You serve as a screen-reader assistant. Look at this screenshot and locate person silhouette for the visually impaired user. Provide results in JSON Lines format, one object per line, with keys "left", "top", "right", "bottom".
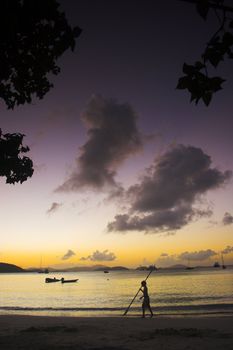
{"left": 140, "top": 280, "right": 153, "bottom": 318}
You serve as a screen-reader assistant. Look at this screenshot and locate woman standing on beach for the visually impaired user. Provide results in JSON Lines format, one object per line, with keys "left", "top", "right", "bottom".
{"left": 140, "top": 280, "right": 153, "bottom": 318}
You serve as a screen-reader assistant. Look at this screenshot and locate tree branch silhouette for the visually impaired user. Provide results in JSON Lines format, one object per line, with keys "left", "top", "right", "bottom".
{"left": 0, "top": 0, "right": 81, "bottom": 184}
{"left": 177, "top": 0, "right": 233, "bottom": 105}
{"left": 0, "top": 130, "right": 33, "bottom": 184}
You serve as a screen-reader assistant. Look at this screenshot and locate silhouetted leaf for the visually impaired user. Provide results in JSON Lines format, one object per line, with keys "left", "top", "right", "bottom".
{"left": 176, "top": 76, "right": 190, "bottom": 89}
{"left": 202, "top": 92, "right": 212, "bottom": 106}
{"left": 0, "top": 0, "right": 81, "bottom": 109}
{"left": 73, "top": 26, "right": 82, "bottom": 37}
{"left": 195, "top": 61, "right": 205, "bottom": 70}
{"left": 196, "top": 0, "right": 210, "bottom": 20}
{"left": 222, "top": 32, "right": 233, "bottom": 47}
{"left": 183, "top": 63, "right": 196, "bottom": 75}
{"left": 0, "top": 132, "right": 34, "bottom": 184}
{"left": 210, "top": 77, "right": 225, "bottom": 92}
{"left": 204, "top": 48, "right": 223, "bottom": 67}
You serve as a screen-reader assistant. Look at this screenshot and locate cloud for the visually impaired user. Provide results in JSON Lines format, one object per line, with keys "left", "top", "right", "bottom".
{"left": 108, "top": 144, "right": 231, "bottom": 233}
{"left": 56, "top": 95, "right": 143, "bottom": 192}
{"left": 222, "top": 245, "right": 233, "bottom": 254}
{"left": 155, "top": 254, "right": 179, "bottom": 267}
{"left": 178, "top": 249, "right": 217, "bottom": 261}
{"left": 62, "top": 249, "right": 76, "bottom": 260}
{"left": 47, "top": 202, "right": 63, "bottom": 215}
{"left": 155, "top": 249, "right": 218, "bottom": 267}
{"left": 222, "top": 212, "right": 233, "bottom": 225}
{"left": 80, "top": 249, "right": 116, "bottom": 262}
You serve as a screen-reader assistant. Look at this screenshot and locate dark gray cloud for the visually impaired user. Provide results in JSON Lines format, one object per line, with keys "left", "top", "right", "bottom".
{"left": 222, "top": 245, "right": 233, "bottom": 254}
{"left": 222, "top": 212, "right": 233, "bottom": 225}
{"left": 178, "top": 249, "right": 217, "bottom": 261}
{"left": 108, "top": 144, "right": 231, "bottom": 233}
{"left": 62, "top": 249, "right": 76, "bottom": 260}
{"left": 47, "top": 202, "right": 63, "bottom": 215}
{"left": 56, "top": 95, "right": 143, "bottom": 192}
{"left": 80, "top": 249, "right": 116, "bottom": 262}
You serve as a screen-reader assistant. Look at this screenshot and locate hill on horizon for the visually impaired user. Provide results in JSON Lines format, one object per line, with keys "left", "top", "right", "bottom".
{"left": 0, "top": 262, "right": 25, "bottom": 273}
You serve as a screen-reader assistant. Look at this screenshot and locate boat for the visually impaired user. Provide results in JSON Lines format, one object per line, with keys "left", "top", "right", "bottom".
{"left": 221, "top": 254, "right": 226, "bottom": 269}
{"left": 38, "top": 268, "right": 49, "bottom": 274}
{"left": 61, "top": 278, "right": 78, "bottom": 284}
{"left": 38, "top": 256, "right": 49, "bottom": 273}
{"left": 213, "top": 262, "right": 220, "bottom": 268}
{"left": 186, "top": 258, "right": 194, "bottom": 270}
{"left": 104, "top": 270, "right": 109, "bottom": 273}
{"left": 45, "top": 277, "right": 60, "bottom": 283}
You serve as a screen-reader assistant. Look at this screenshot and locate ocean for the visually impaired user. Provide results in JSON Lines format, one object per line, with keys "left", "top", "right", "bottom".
{"left": 0, "top": 267, "right": 232, "bottom": 317}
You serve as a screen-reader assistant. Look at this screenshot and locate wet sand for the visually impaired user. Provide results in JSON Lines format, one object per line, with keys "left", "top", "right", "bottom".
{"left": 0, "top": 314, "right": 232, "bottom": 349}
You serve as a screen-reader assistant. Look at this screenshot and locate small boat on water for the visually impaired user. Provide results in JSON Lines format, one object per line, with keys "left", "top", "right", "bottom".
{"left": 45, "top": 277, "right": 60, "bottom": 283}
{"left": 38, "top": 268, "right": 49, "bottom": 274}
{"left": 104, "top": 270, "right": 109, "bottom": 273}
{"left": 213, "top": 261, "right": 220, "bottom": 268}
{"left": 61, "top": 278, "right": 78, "bottom": 284}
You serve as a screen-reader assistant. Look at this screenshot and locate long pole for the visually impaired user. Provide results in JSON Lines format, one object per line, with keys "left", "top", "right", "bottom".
{"left": 123, "top": 268, "right": 154, "bottom": 316}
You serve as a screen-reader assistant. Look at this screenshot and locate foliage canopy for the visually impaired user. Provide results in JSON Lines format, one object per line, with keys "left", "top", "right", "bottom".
{"left": 177, "top": 0, "right": 233, "bottom": 105}
{"left": 0, "top": 0, "right": 81, "bottom": 184}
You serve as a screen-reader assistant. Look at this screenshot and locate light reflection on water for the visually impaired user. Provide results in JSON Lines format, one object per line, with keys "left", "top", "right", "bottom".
{"left": 0, "top": 268, "right": 232, "bottom": 316}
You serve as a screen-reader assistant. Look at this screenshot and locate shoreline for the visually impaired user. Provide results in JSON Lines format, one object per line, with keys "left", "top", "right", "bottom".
{"left": 0, "top": 314, "right": 232, "bottom": 349}
{"left": 1, "top": 310, "right": 233, "bottom": 317}
{"left": 1, "top": 311, "right": 233, "bottom": 316}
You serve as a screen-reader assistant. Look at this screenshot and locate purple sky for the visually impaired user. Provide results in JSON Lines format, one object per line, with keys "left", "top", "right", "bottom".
{"left": 0, "top": 0, "right": 232, "bottom": 268}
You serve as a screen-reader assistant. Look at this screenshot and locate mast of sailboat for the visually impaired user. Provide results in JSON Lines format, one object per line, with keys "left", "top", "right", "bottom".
{"left": 221, "top": 253, "right": 226, "bottom": 269}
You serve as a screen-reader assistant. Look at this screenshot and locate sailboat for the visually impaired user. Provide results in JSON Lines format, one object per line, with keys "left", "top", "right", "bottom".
{"left": 38, "top": 256, "right": 49, "bottom": 274}
{"left": 221, "top": 254, "right": 226, "bottom": 269}
{"left": 186, "top": 258, "right": 194, "bottom": 270}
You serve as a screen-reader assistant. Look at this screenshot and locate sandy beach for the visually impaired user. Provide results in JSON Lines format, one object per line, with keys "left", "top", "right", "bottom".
{"left": 0, "top": 314, "right": 232, "bottom": 350}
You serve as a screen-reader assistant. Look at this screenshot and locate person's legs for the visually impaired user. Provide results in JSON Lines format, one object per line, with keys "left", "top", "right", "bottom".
{"left": 142, "top": 304, "right": 145, "bottom": 318}
{"left": 148, "top": 304, "right": 153, "bottom": 317}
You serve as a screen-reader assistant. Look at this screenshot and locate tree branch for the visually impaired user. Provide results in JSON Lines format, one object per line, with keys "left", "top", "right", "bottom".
{"left": 179, "top": 0, "right": 233, "bottom": 14}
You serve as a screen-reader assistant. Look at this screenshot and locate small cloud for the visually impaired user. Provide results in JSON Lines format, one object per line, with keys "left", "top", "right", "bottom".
{"left": 142, "top": 257, "right": 152, "bottom": 266}
{"left": 222, "top": 212, "right": 233, "bottom": 225}
{"left": 62, "top": 249, "right": 76, "bottom": 261}
{"left": 156, "top": 248, "right": 218, "bottom": 267}
{"left": 47, "top": 202, "right": 63, "bottom": 215}
{"left": 56, "top": 95, "right": 143, "bottom": 193}
{"left": 155, "top": 254, "right": 179, "bottom": 267}
{"left": 160, "top": 253, "right": 168, "bottom": 257}
{"left": 80, "top": 249, "right": 116, "bottom": 262}
{"left": 222, "top": 245, "right": 233, "bottom": 255}
{"left": 178, "top": 249, "right": 217, "bottom": 261}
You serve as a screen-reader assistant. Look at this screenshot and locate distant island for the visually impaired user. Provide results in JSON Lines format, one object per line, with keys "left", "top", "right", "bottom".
{"left": 135, "top": 265, "right": 157, "bottom": 271}
{"left": 0, "top": 262, "right": 25, "bottom": 273}
{"left": 1, "top": 262, "right": 232, "bottom": 273}
{"left": 49, "top": 265, "right": 129, "bottom": 272}
{"left": 25, "top": 264, "right": 129, "bottom": 273}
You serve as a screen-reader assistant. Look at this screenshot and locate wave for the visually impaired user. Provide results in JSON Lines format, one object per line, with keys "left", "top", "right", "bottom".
{"left": 155, "top": 295, "right": 233, "bottom": 303}
{"left": 0, "top": 303, "right": 233, "bottom": 314}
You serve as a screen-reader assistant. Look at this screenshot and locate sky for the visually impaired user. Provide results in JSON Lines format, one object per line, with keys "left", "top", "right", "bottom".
{"left": 0, "top": 0, "right": 233, "bottom": 269}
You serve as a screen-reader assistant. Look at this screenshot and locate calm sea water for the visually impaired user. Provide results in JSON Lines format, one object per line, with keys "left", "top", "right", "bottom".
{"left": 0, "top": 268, "right": 232, "bottom": 317}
